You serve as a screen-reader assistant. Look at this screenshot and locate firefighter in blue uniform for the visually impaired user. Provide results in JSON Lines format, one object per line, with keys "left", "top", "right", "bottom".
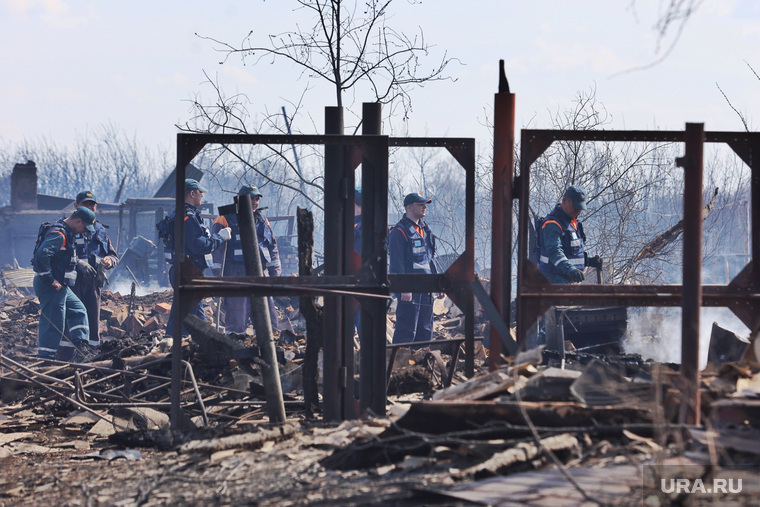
{"left": 59, "top": 191, "right": 118, "bottom": 357}
{"left": 32, "top": 207, "right": 97, "bottom": 359}
{"left": 537, "top": 185, "right": 601, "bottom": 284}
{"left": 158, "top": 179, "right": 231, "bottom": 333}
{"left": 211, "top": 184, "right": 281, "bottom": 333}
{"left": 388, "top": 192, "right": 438, "bottom": 344}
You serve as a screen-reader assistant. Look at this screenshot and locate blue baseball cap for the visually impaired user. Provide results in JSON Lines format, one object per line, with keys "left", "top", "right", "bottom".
{"left": 239, "top": 184, "right": 263, "bottom": 197}
{"left": 403, "top": 192, "right": 432, "bottom": 207}
{"left": 75, "top": 190, "right": 97, "bottom": 204}
{"left": 74, "top": 206, "right": 96, "bottom": 232}
{"left": 185, "top": 179, "right": 208, "bottom": 192}
{"left": 564, "top": 185, "right": 588, "bottom": 210}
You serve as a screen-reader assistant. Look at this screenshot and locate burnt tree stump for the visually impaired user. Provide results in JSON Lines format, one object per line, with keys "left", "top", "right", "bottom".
{"left": 298, "top": 207, "right": 324, "bottom": 418}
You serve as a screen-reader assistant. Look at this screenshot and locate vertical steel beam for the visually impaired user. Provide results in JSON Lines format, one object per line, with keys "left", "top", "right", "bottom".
{"left": 359, "top": 102, "right": 389, "bottom": 414}
{"left": 489, "top": 61, "right": 515, "bottom": 369}
{"left": 341, "top": 130, "right": 357, "bottom": 420}
{"left": 323, "top": 107, "right": 345, "bottom": 421}
{"left": 464, "top": 141, "right": 476, "bottom": 377}
{"left": 170, "top": 143, "right": 189, "bottom": 428}
{"left": 678, "top": 122, "right": 704, "bottom": 426}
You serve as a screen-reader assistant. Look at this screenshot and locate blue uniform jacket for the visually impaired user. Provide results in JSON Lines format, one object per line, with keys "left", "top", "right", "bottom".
{"left": 164, "top": 203, "right": 224, "bottom": 271}
{"left": 388, "top": 215, "right": 437, "bottom": 289}
{"left": 211, "top": 209, "right": 281, "bottom": 276}
{"left": 538, "top": 204, "right": 586, "bottom": 281}
{"left": 74, "top": 221, "right": 119, "bottom": 268}
{"left": 33, "top": 220, "right": 77, "bottom": 286}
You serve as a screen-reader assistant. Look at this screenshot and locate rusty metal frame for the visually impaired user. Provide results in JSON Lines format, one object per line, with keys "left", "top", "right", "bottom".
{"left": 172, "top": 131, "right": 476, "bottom": 426}
{"left": 515, "top": 127, "right": 760, "bottom": 425}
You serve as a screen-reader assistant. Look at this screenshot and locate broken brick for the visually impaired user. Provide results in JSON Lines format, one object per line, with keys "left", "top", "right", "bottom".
{"left": 142, "top": 316, "right": 161, "bottom": 332}
{"left": 123, "top": 315, "right": 145, "bottom": 335}
{"left": 107, "top": 326, "right": 126, "bottom": 339}
{"left": 154, "top": 302, "right": 172, "bottom": 314}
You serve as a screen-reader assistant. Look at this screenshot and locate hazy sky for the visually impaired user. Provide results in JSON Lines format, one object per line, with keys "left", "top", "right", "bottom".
{"left": 2, "top": 0, "right": 760, "bottom": 154}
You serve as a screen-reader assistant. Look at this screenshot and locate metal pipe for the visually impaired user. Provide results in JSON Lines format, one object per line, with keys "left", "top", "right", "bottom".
{"left": 237, "top": 193, "right": 286, "bottom": 424}
{"left": 181, "top": 360, "right": 209, "bottom": 427}
{"left": 0, "top": 354, "right": 74, "bottom": 389}
{"left": 1, "top": 361, "right": 111, "bottom": 424}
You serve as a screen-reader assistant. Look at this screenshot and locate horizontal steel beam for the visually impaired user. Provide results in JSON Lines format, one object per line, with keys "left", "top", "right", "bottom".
{"left": 521, "top": 129, "right": 758, "bottom": 144}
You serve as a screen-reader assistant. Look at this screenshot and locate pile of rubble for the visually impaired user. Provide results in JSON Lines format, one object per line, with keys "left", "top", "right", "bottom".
{"left": 0, "top": 272, "right": 489, "bottom": 427}
{"left": 3, "top": 272, "right": 760, "bottom": 504}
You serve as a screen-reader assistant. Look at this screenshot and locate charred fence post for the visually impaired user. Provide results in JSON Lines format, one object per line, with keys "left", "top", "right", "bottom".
{"left": 237, "top": 194, "right": 286, "bottom": 424}
{"left": 297, "top": 207, "right": 324, "bottom": 418}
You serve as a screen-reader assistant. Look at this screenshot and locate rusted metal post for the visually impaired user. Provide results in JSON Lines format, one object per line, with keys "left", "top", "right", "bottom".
{"left": 237, "top": 194, "right": 286, "bottom": 423}
{"left": 359, "top": 102, "right": 389, "bottom": 415}
{"left": 489, "top": 60, "right": 516, "bottom": 370}
{"left": 677, "top": 122, "right": 704, "bottom": 426}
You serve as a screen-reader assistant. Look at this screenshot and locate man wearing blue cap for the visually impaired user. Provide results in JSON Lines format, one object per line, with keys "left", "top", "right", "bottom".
{"left": 537, "top": 185, "right": 602, "bottom": 284}
{"left": 32, "top": 206, "right": 97, "bottom": 359}
{"left": 58, "top": 191, "right": 119, "bottom": 357}
{"left": 211, "top": 184, "right": 281, "bottom": 333}
{"left": 157, "top": 179, "right": 231, "bottom": 333}
{"left": 388, "top": 192, "right": 438, "bottom": 344}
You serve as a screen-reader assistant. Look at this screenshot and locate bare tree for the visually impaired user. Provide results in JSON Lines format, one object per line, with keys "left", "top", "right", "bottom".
{"left": 716, "top": 60, "right": 759, "bottom": 132}
{"left": 0, "top": 125, "right": 170, "bottom": 207}
{"left": 616, "top": 0, "right": 702, "bottom": 74}
{"left": 190, "top": 0, "right": 456, "bottom": 130}
{"left": 178, "top": 0, "right": 457, "bottom": 256}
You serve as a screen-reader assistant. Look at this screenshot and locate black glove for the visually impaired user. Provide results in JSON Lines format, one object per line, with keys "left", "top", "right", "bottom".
{"left": 567, "top": 269, "right": 585, "bottom": 283}
{"left": 95, "top": 263, "right": 109, "bottom": 288}
{"left": 586, "top": 254, "right": 603, "bottom": 269}
{"left": 76, "top": 259, "right": 97, "bottom": 279}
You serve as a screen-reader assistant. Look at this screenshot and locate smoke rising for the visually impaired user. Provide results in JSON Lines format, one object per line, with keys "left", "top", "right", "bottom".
{"left": 623, "top": 307, "right": 750, "bottom": 369}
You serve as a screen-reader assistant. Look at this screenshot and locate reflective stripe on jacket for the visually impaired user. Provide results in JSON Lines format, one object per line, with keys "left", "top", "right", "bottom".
{"left": 74, "top": 221, "right": 118, "bottom": 267}
{"left": 388, "top": 216, "right": 437, "bottom": 276}
{"left": 537, "top": 204, "right": 586, "bottom": 279}
{"left": 163, "top": 203, "right": 221, "bottom": 271}
{"left": 212, "top": 209, "right": 281, "bottom": 276}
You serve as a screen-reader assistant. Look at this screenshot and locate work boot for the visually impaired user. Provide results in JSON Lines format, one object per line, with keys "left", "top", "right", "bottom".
{"left": 71, "top": 342, "right": 98, "bottom": 363}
